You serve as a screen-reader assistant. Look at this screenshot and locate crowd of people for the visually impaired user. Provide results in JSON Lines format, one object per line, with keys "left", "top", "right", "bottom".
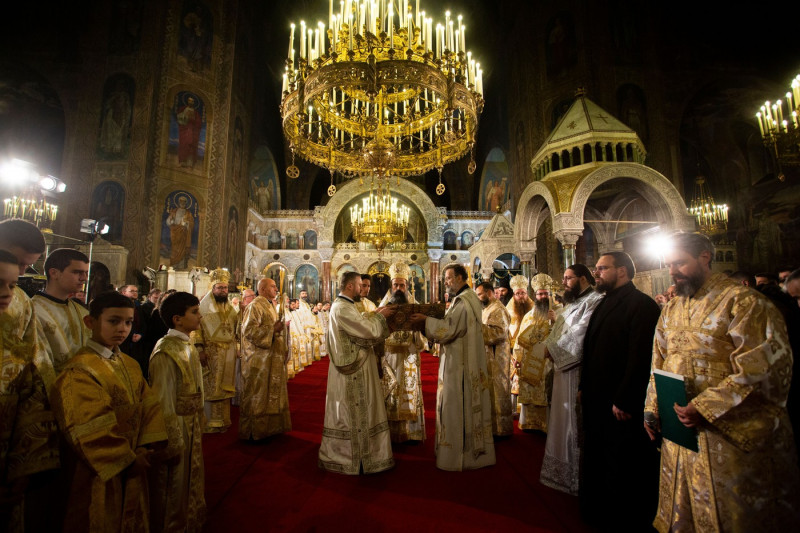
{"left": 2, "top": 214, "right": 799, "bottom": 532}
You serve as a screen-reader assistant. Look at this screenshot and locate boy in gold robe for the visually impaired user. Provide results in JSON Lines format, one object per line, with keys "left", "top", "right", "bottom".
{"left": 51, "top": 291, "right": 167, "bottom": 533}
{"left": 148, "top": 291, "right": 206, "bottom": 532}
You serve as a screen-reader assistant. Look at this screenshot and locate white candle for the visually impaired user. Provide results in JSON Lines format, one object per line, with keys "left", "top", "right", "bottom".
{"left": 793, "top": 80, "right": 800, "bottom": 109}
{"left": 333, "top": 16, "right": 339, "bottom": 49}
{"left": 461, "top": 25, "right": 466, "bottom": 53}
{"left": 448, "top": 20, "right": 453, "bottom": 51}
{"left": 458, "top": 15, "right": 463, "bottom": 51}
{"left": 416, "top": 0, "right": 420, "bottom": 27}
{"left": 300, "top": 21, "right": 306, "bottom": 59}
{"left": 309, "top": 29, "right": 314, "bottom": 60}
{"left": 360, "top": 1, "right": 366, "bottom": 32}
{"left": 756, "top": 112, "right": 764, "bottom": 137}
{"left": 289, "top": 23, "right": 295, "bottom": 59}
{"left": 282, "top": 73, "right": 288, "bottom": 93}
{"left": 793, "top": 111, "right": 799, "bottom": 129}
{"left": 427, "top": 18, "right": 432, "bottom": 53}
{"left": 319, "top": 23, "right": 326, "bottom": 56}
{"left": 349, "top": 14, "right": 354, "bottom": 50}
{"left": 407, "top": 5, "right": 412, "bottom": 47}
{"left": 330, "top": 0, "right": 334, "bottom": 28}
{"left": 386, "top": 0, "right": 394, "bottom": 43}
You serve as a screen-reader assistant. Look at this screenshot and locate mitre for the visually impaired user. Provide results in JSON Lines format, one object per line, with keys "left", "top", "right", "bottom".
{"left": 530, "top": 273, "right": 554, "bottom": 293}
{"left": 210, "top": 267, "right": 231, "bottom": 285}
{"left": 509, "top": 274, "right": 528, "bottom": 291}
{"left": 389, "top": 261, "right": 411, "bottom": 281}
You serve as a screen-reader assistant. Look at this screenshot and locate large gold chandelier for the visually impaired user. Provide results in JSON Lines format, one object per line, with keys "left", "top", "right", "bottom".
{"left": 688, "top": 176, "right": 728, "bottom": 236}
{"left": 350, "top": 179, "right": 410, "bottom": 251}
{"left": 281, "top": 0, "right": 484, "bottom": 196}
{"left": 756, "top": 74, "right": 800, "bottom": 181}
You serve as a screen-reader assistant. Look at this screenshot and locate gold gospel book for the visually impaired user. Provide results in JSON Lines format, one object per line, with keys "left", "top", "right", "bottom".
{"left": 387, "top": 303, "right": 446, "bottom": 331}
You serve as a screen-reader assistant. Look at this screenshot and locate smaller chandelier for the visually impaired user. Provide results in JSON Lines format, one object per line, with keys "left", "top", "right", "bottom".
{"left": 688, "top": 176, "right": 728, "bottom": 236}
{"left": 3, "top": 194, "right": 59, "bottom": 232}
{"left": 755, "top": 74, "right": 800, "bottom": 180}
{"left": 350, "top": 178, "right": 410, "bottom": 252}
{"left": 0, "top": 159, "right": 65, "bottom": 233}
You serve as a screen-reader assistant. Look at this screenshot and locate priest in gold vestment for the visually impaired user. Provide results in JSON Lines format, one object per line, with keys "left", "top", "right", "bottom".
{"left": 514, "top": 275, "right": 554, "bottom": 432}
{"left": 475, "top": 281, "right": 513, "bottom": 437}
{"left": 51, "top": 292, "right": 167, "bottom": 533}
{"left": 378, "top": 262, "right": 427, "bottom": 443}
{"left": 0, "top": 250, "right": 59, "bottom": 533}
{"left": 319, "top": 272, "right": 395, "bottom": 474}
{"left": 148, "top": 291, "right": 206, "bottom": 533}
{"left": 412, "top": 264, "right": 495, "bottom": 471}
{"left": 239, "top": 278, "right": 291, "bottom": 440}
{"left": 506, "top": 275, "right": 533, "bottom": 413}
{"left": 645, "top": 233, "right": 800, "bottom": 532}
{"left": 195, "top": 269, "right": 238, "bottom": 433}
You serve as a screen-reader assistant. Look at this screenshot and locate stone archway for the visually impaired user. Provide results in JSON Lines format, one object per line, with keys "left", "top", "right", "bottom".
{"left": 570, "top": 163, "right": 693, "bottom": 232}
{"left": 317, "top": 179, "right": 442, "bottom": 246}
{"left": 514, "top": 181, "right": 558, "bottom": 244}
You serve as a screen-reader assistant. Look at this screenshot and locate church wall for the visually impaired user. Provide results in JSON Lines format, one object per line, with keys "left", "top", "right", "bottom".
{"left": 4, "top": 1, "right": 799, "bottom": 285}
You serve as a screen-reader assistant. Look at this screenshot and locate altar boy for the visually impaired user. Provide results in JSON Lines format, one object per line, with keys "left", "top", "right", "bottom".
{"left": 51, "top": 291, "right": 167, "bottom": 532}
{"left": 148, "top": 291, "right": 206, "bottom": 532}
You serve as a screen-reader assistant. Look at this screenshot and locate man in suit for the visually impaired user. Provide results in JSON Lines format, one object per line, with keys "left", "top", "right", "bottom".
{"left": 579, "top": 251, "right": 661, "bottom": 531}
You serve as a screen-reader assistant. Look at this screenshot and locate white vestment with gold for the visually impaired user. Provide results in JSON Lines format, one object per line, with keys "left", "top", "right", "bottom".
{"left": 319, "top": 295, "right": 393, "bottom": 474}
{"left": 425, "top": 288, "right": 495, "bottom": 471}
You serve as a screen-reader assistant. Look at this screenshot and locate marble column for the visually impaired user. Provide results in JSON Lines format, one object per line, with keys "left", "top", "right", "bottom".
{"left": 287, "top": 274, "right": 295, "bottom": 298}
{"left": 321, "top": 260, "right": 331, "bottom": 302}
{"left": 556, "top": 232, "right": 581, "bottom": 271}
{"left": 428, "top": 250, "right": 443, "bottom": 302}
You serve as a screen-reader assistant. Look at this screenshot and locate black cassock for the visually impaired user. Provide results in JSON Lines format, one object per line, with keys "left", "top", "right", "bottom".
{"left": 579, "top": 281, "right": 661, "bottom": 530}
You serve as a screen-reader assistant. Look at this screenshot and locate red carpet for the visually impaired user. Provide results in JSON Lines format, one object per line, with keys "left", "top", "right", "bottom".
{"left": 202, "top": 354, "right": 593, "bottom": 532}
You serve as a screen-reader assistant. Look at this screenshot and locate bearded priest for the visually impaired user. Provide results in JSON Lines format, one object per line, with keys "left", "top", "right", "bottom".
{"left": 506, "top": 274, "right": 533, "bottom": 414}
{"left": 475, "top": 280, "right": 513, "bottom": 437}
{"left": 195, "top": 268, "right": 238, "bottom": 433}
{"left": 514, "top": 274, "right": 555, "bottom": 433}
{"left": 378, "top": 262, "right": 427, "bottom": 443}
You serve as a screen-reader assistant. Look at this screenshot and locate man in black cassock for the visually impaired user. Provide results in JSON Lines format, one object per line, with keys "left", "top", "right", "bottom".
{"left": 579, "top": 251, "right": 661, "bottom": 531}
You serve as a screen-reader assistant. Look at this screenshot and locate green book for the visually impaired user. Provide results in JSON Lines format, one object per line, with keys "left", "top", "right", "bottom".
{"left": 653, "top": 369, "right": 699, "bottom": 452}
